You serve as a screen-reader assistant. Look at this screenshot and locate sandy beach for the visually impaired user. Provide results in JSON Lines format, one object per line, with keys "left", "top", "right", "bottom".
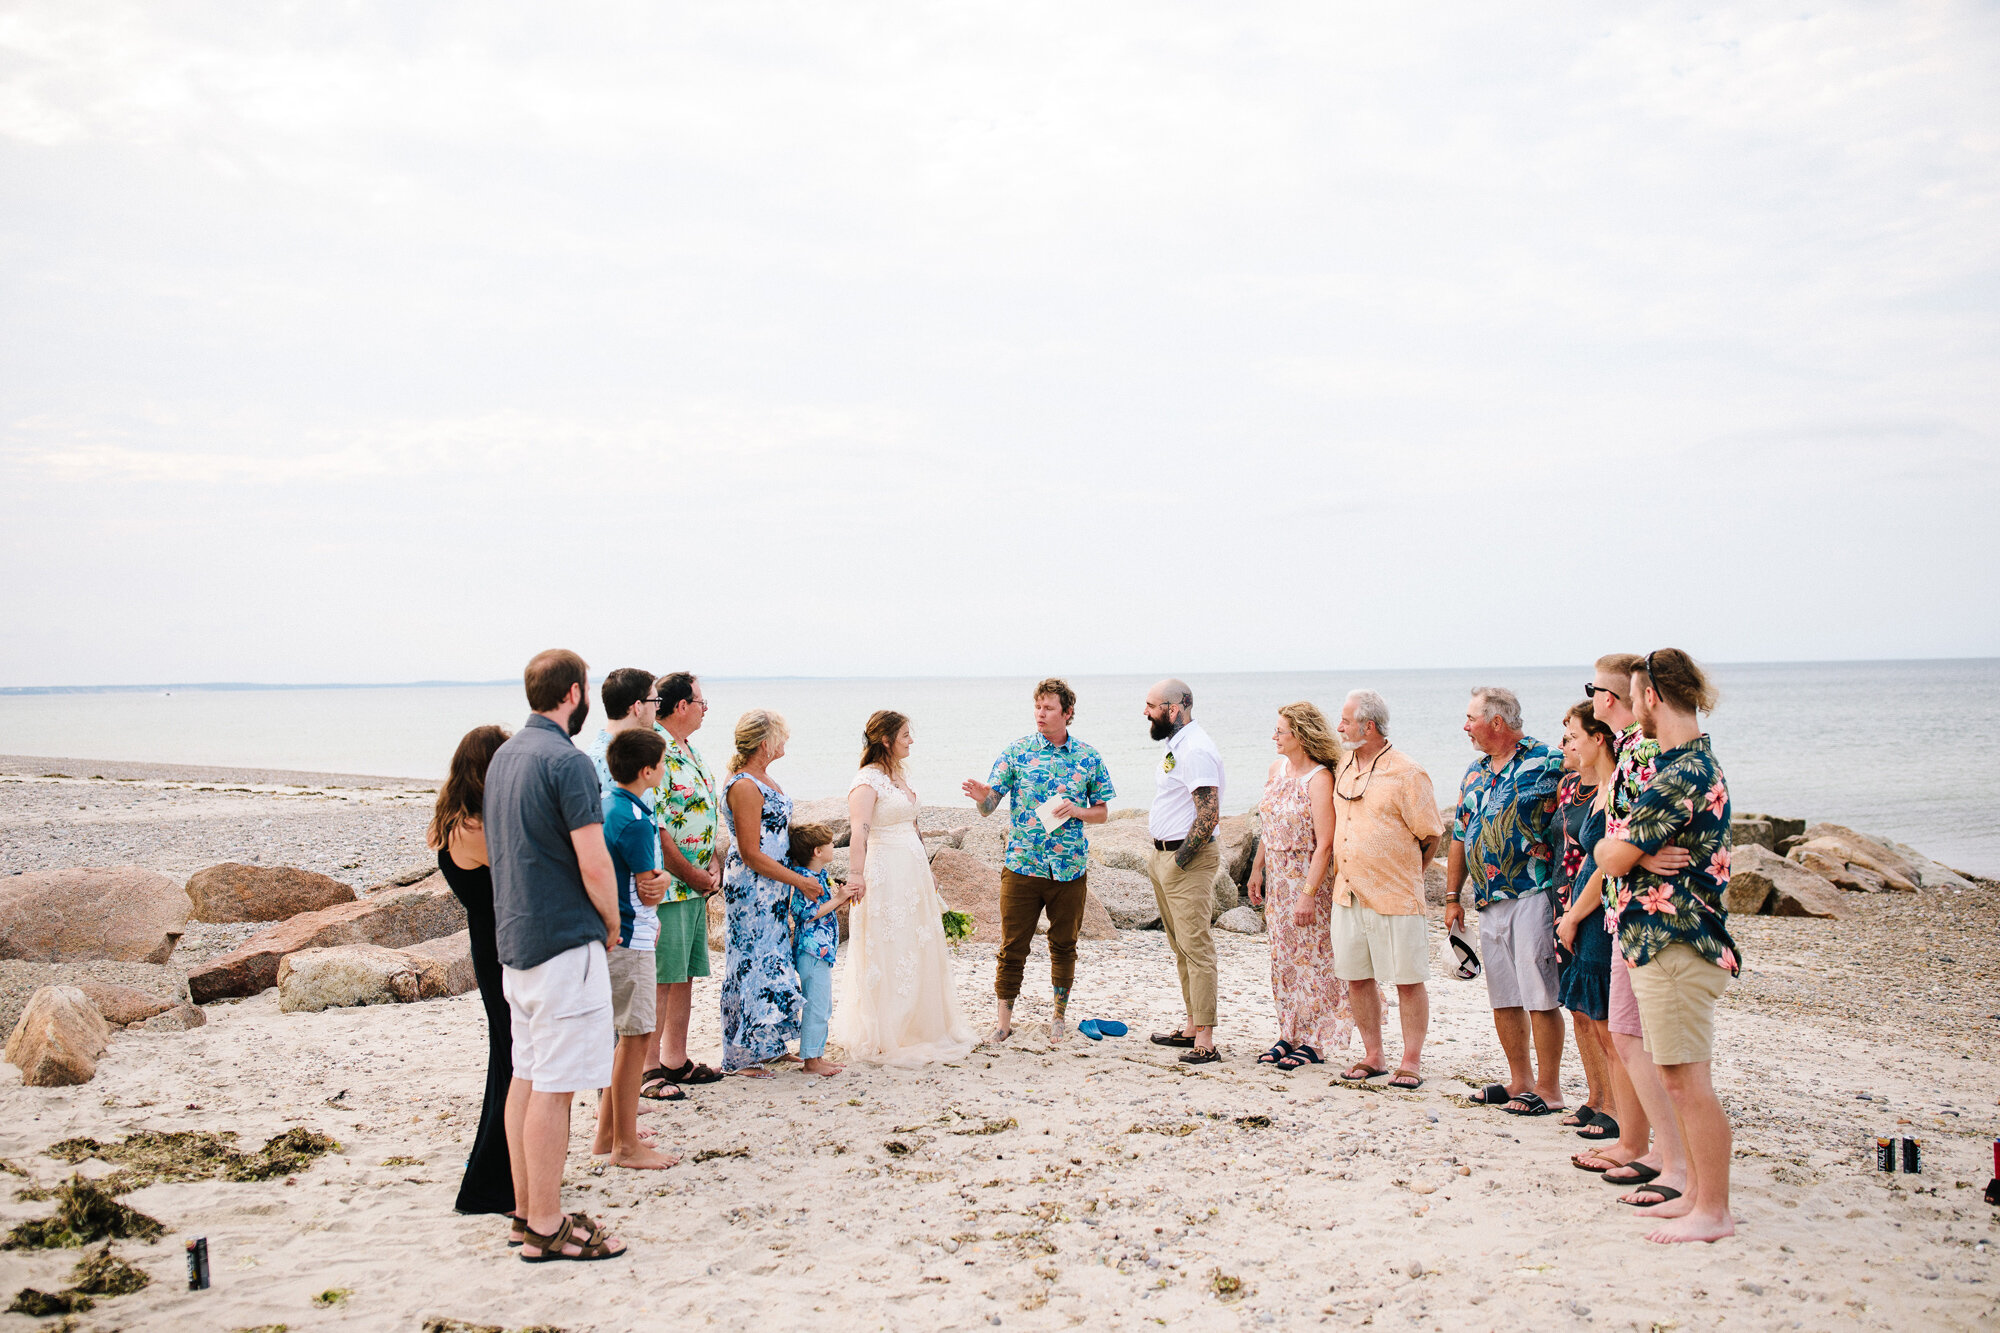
{"left": 2, "top": 756, "right": 1997, "bottom": 1331}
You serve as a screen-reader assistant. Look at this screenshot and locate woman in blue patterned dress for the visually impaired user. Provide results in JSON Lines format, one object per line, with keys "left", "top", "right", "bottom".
{"left": 718, "top": 709, "right": 816, "bottom": 1076}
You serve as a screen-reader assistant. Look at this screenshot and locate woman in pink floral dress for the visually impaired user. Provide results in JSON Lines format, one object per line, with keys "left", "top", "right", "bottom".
{"left": 1245, "top": 701, "right": 1352, "bottom": 1071}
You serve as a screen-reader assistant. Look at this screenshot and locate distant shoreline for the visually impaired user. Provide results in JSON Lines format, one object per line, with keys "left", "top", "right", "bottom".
{"left": 5, "top": 655, "right": 1997, "bottom": 695}
{"left": 0, "top": 754, "right": 435, "bottom": 790}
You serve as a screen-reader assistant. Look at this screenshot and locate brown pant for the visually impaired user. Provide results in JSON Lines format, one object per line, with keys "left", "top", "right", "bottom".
{"left": 995, "top": 869, "right": 1089, "bottom": 1002}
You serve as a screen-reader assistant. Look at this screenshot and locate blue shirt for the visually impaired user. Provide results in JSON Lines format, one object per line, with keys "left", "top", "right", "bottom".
{"left": 789, "top": 864, "right": 839, "bottom": 968}
{"left": 986, "top": 732, "right": 1117, "bottom": 881}
{"left": 602, "top": 786, "right": 661, "bottom": 950}
{"left": 1453, "top": 737, "right": 1563, "bottom": 908}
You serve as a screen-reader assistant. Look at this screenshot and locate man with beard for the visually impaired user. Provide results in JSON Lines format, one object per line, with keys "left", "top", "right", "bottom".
{"left": 1593, "top": 649, "right": 1739, "bottom": 1244}
{"left": 1143, "top": 678, "right": 1227, "bottom": 1064}
{"left": 483, "top": 649, "right": 626, "bottom": 1262}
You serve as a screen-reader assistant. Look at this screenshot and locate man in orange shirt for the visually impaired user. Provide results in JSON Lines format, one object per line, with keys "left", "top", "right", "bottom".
{"left": 1329, "top": 689, "right": 1445, "bottom": 1089}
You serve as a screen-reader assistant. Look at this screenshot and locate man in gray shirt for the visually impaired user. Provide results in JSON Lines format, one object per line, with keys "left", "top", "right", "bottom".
{"left": 482, "top": 648, "right": 625, "bottom": 1262}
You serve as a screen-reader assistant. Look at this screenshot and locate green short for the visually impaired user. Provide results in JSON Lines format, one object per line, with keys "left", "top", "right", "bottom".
{"left": 654, "top": 896, "right": 712, "bottom": 984}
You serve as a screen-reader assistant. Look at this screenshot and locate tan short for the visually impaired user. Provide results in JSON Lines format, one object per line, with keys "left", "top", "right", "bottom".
{"left": 1331, "top": 898, "right": 1429, "bottom": 985}
{"left": 606, "top": 945, "right": 658, "bottom": 1038}
{"left": 1627, "top": 942, "right": 1730, "bottom": 1065}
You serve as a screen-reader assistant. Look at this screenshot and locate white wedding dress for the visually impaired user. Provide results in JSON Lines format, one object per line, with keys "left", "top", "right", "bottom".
{"left": 830, "top": 767, "right": 976, "bottom": 1066}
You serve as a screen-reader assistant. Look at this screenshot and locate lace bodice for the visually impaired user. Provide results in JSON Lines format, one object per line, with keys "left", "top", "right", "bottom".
{"left": 851, "top": 767, "right": 919, "bottom": 831}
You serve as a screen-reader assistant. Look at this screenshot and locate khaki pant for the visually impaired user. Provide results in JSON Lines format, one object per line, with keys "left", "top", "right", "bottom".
{"left": 995, "top": 870, "right": 1089, "bottom": 1003}
{"left": 1148, "top": 843, "right": 1221, "bottom": 1028}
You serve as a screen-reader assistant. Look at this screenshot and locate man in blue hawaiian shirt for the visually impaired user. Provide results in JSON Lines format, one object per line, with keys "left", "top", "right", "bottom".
{"left": 962, "top": 677, "right": 1116, "bottom": 1045}
{"left": 1594, "top": 648, "right": 1739, "bottom": 1246}
{"left": 1445, "top": 687, "right": 1566, "bottom": 1117}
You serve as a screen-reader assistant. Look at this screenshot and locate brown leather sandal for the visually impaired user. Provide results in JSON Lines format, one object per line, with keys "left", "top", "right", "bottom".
{"left": 519, "top": 1212, "right": 627, "bottom": 1263}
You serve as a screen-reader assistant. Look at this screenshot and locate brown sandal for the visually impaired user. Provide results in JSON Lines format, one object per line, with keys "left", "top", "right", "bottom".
{"left": 519, "top": 1212, "right": 627, "bottom": 1263}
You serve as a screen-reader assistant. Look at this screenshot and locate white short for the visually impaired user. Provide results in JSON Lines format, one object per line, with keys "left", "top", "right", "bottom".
{"left": 1478, "top": 892, "right": 1560, "bottom": 1012}
{"left": 502, "top": 942, "right": 614, "bottom": 1093}
{"left": 1331, "top": 899, "right": 1430, "bottom": 985}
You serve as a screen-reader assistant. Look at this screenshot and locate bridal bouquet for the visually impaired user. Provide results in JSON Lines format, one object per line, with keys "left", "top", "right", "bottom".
{"left": 940, "top": 910, "right": 974, "bottom": 947}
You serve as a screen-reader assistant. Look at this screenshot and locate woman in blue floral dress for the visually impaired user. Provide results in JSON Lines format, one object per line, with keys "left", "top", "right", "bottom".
{"left": 718, "top": 710, "right": 817, "bottom": 1075}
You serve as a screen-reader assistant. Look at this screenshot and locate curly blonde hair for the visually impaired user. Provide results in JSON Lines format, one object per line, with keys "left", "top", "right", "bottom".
{"left": 1277, "top": 701, "right": 1345, "bottom": 774}
{"left": 729, "top": 709, "right": 789, "bottom": 773}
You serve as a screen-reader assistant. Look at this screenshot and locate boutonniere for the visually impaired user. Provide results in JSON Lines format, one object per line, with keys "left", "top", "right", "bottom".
{"left": 1162, "top": 752, "right": 1177, "bottom": 773}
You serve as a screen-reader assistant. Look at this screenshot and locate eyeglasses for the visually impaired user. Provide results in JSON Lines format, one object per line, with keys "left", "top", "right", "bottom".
{"left": 639, "top": 697, "right": 663, "bottom": 707}
{"left": 1335, "top": 744, "right": 1391, "bottom": 802}
{"left": 1583, "top": 683, "right": 1621, "bottom": 701}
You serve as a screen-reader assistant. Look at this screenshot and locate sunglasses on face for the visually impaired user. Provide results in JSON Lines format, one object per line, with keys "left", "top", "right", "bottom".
{"left": 1584, "top": 683, "right": 1621, "bottom": 701}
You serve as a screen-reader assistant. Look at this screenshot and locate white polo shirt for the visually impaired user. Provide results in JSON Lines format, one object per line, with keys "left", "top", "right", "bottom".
{"left": 1149, "top": 720, "right": 1225, "bottom": 841}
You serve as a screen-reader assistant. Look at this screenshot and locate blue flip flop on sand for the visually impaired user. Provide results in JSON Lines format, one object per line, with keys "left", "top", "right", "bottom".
{"left": 1077, "top": 1019, "right": 1129, "bottom": 1041}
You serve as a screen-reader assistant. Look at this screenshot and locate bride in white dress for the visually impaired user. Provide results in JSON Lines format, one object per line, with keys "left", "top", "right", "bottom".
{"left": 830, "top": 710, "right": 976, "bottom": 1066}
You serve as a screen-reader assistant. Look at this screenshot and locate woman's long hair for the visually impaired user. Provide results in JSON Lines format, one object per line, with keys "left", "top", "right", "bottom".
{"left": 859, "top": 709, "right": 909, "bottom": 780}
{"left": 1277, "top": 702, "right": 1344, "bottom": 775}
{"left": 729, "top": 709, "right": 789, "bottom": 774}
{"left": 428, "top": 724, "right": 510, "bottom": 850}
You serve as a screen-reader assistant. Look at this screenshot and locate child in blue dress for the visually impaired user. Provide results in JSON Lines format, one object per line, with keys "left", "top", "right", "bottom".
{"left": 787, "top": 822, "right": 850, "bottom": 1078}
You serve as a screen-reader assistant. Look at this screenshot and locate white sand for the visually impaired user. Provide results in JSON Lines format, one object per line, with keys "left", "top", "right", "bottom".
{"left": 2, "top": 918, "right": 1996, "bottom": 1331}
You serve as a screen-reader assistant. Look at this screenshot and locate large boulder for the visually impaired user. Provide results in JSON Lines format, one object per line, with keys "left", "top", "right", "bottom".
{"left": 185, "top": 863, "right": 357, "bottom": 923}
{"left": 1725, "top": 845, "right": 1848, "bottom": 918}
{"left": 1422, "top": 862, "right": 1452, "bottom": 908}
{"left": 791, "top": 797, "right": 853, "bottom": 847}
{"left": 188, "top": 884, "right": 467, "bottom": 1002}
{"left": 277, "top": 944, "right": 422, "bottom": 1013}
{"left": 75, "top": 980, "right": 179, "bottom": 1027}
{"left": 929, "top": 848, "right": 1004, "bottom": 945}
{"left": 1216, "top": 815, "right": 1261, "bottom": 885}
{"left": 1086, "top": 819, "right": 1155, "bottom": 873}
{"left": 402, "top": 932, "right": 478, "bottom": 998}
{"left": 1882, "top": 840, "right": 1976, "bottom": 893}
{"left": 1210, "top": 867, "right": 1240, "bottom": 920}
{"left": 1216, "top": 906, "right": 1265, "bottom": 935}
{"left": 1090, "top": 866, "right": 1160, "bottom": 929}
{"left": 1788, "top": 825, "right": 1918, "bottom": 892}
{"left": 0, "top": 868, "right": 190, "bottom": 964}
{"left": 5, "top": 985, "right": 110, "bottom": 1086}
{"left": 957, "top": 815, "right": 1009, "bottom": 870}
{"left": 1729, "top": 818, "right": 1775, "bottom": 852}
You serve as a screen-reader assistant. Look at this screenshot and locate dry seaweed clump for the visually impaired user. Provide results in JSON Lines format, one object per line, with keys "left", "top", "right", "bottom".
{"left": 46, "top": 1127, "right": 340, "bottom": 1192}
{"left": 422, "top": 1321, "right": 570, "bottom": 1333}
{"left": 6, "top": 1242, "right": 153, "bottom": 1314}
{"left": 2, "top": 1177, "right": 166, "bottom": 1250}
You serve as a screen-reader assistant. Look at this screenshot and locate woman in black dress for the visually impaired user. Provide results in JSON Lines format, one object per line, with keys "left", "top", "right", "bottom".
{"left": 428, "top": 724, "right": 514, "bottom": 1219}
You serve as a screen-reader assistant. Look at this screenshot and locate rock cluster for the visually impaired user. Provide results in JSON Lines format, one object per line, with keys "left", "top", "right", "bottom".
{"left": 188, "top": 879, "right": 466, "bottom": 1002}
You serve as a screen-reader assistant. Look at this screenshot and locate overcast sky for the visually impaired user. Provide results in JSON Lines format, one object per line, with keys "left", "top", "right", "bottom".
{"left": 2, "top": 3, "right": 1995, "bottom": 687}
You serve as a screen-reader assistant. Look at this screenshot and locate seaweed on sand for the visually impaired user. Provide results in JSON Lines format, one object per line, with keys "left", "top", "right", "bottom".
{"left": 6, "top": 1240, "right": 155, "bottom": 1314}
{"left": 46, "top": 1127, "right": 340, "bottom": 1192}
{"left": 1, "top": 1177, "right": 165, "bottom": 1250}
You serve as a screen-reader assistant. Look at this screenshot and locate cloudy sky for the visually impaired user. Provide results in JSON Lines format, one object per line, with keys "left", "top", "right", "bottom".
{"left": 2, "top": 3, "right": 1995, "bottom": 686}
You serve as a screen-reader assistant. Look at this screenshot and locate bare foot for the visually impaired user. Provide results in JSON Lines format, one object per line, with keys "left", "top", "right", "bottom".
{"left": 735, "top": 1065, "right": 776, "bottom": 1079}
{"left": 611, "top": 1144, "right": 678, "bottom": 1171}
{"left": 774, "top": 1052, "right": 803, "bottom": 1064}
{"left": 802, "top": 1056, "right": 844, "bottom": 1077}
{"left": 986, "top": 1026, "right": 1012, "bottom": 1045}
{"left": 1051, "top": 1014, "right": 1070, "bottom": 1044}
{"left": 1646, "top": 1212, "right": 1735, "bottom": 1244}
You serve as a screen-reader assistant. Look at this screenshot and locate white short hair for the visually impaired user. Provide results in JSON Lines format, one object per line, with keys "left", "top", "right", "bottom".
{"left": 1471, "top": 687, "right": 1523, "bottom": 731}
{"left": 1345, "top": 689, "right": 1390, "bottom": 738}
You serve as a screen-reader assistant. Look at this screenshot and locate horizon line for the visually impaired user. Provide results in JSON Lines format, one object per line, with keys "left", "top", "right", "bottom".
{"left": 4, "top": 653, "right": 1996, "bottom": 696}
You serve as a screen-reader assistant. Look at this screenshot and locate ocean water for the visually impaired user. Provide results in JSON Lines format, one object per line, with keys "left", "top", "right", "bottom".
{"left": 3, "top": 660, "right": 1996, "bottom": 875}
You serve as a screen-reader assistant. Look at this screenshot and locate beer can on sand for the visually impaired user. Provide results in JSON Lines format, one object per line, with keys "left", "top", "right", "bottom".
{"left": 1875, "top": 1136, "right": 1895, "bottom": 1172}
{"left": 185, "top": 1236, "right": 210, "bottom": 1291}
{"left": 1900, "top": 1136, "right": 1921, "bottom": 1174}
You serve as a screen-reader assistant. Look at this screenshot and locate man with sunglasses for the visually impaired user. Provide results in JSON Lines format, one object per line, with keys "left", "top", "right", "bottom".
{"left": 1592, "top": 649, "right": 1738, "bottom": 1244}
{"left": 1328, "top": 689, "right": 1444, "bottom": 1089}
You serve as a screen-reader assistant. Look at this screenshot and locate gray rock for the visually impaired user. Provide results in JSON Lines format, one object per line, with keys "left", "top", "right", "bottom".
{"left": 791, "top": 797, "right": 852, "bottom": 847}
{"left": 1089, "top": 866, "right": 1160, "bottom": 930}
{"left": 134, "top": 1003, "right": 206, "bottom": 1032}
{"left": 402, "top": 931, "right": 477, "bottom": 998}
{"left": 0, "top": 867, "right": 190, "bottom": 964}
{"left": 1216, "top": 906, "right": 1265, "bottom": 935}
{"left": 1729, "top": 818, "right": 1775, "bottom": 852}
{"left": 1729, "top": 845, "right": 1847, "bottom": 918}
{"left": 276, "top": 943, "right": 422, "bottom": 1013}
{"left": 1211, "top": 867, "right": 1240, "bottom": 921}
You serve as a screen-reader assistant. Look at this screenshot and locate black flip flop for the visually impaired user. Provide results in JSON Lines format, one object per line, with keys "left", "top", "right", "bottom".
{"left": 1468, "top": 1083, "right": 1512, "bottom": 1105}
{"left": 1622, "top": 1184, "right": 1683, "bottom": 1208}
{"left": 1503, "top": 1092, "right": 1560, "bottom": 1117}
{"left": 1151, "top": 1031, "right": 1196, "bottom": 1048}
{"left": 1576, "top": 1114, "right": 1620, "bottom": 1141}
{"left": 1602, "top": 1161, "right": 1661, "bottom": 1186}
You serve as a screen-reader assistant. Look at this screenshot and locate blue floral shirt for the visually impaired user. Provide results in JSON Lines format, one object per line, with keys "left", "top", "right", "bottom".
{"left": 1453, "top": 737, "right": 1563, "bottom": 908}
{"left": 1612, "top": 735, "right": 1740, "bottom": 976}
{"left": 788, "top": 864, "right": 839, "bottom": 968}
{"left": 986, "top": 733, "right": 1116, "bottom": 881}
{"left": 1603, "top": 724, "right": 1663, "bottom": 931}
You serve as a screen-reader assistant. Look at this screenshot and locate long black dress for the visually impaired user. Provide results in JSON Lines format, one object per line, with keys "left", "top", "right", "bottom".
{"left": 438, "top": 845, "right": 514, "bottom": 1215}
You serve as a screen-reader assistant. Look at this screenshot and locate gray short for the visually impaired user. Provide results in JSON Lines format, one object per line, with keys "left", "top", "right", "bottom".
{"left": 1478, "top": 891, "right": 1560, "bottom": 1012}
{"left": 607, "top": 945, "right": 658, "bottom": 1037}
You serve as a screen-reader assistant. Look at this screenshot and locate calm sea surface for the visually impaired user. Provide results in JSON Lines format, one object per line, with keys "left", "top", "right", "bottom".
{"left": 3, "top": 661, "right": 1996, "bottom": 875}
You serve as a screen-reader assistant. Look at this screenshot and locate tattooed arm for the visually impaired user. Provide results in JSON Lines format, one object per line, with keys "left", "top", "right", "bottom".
{"left": 1175, "top": 786, "right": 1220, "bottom": 870}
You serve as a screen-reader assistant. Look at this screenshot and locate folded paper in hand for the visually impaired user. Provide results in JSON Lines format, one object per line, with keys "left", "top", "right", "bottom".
{"left": 1036, "top": 797, "right": 1068, "bottom": 834}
